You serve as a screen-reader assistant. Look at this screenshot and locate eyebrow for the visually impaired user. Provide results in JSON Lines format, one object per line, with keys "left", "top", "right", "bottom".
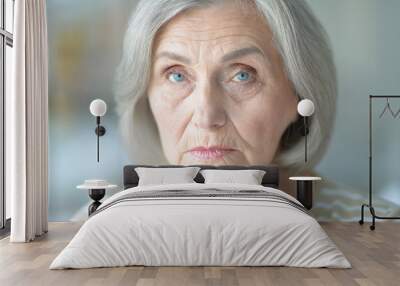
{"left": 154, "top": 46, "right": 265, "bottom": 65}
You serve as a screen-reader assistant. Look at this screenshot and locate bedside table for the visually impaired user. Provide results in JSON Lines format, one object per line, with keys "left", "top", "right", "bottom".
{"left": 77, "top": 180, "right": 118, "bottom": 216}
{"left": 289, "top": 176, "right": 321, "bottom": 210}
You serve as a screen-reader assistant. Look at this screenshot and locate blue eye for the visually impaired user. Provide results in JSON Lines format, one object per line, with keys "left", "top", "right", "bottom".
{"left": 233, "top": 71, "right": 251, "bottom": 82}
{"left": 168, "top": 72, "right": 185, "bottom": 83}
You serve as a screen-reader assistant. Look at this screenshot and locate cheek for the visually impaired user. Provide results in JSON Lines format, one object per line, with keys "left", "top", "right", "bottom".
{"left": 149, "top": 93, "right": 191, "bottom": 134}
{"left": 229, "top": 86, "right": 297, "bottom": 153}
{"left": 148, "top": 83, "right": 193, "bottom": 158}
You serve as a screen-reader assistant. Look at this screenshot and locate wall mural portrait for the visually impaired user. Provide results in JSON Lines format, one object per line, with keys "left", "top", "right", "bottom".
{"left": 48, "top": 0, "right": 400, "bottom": 221}
{"left": 114, "top": 0, "right": 336, "bottom": 171}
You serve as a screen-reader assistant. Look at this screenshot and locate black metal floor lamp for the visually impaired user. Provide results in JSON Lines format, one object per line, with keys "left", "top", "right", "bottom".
{"left": 359, "top": 95, "right": 400, "bottom": 230}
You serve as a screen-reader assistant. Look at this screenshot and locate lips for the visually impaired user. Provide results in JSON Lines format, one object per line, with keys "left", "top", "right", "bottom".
{"left": 187, "top": 146, "right": 236, "bottom": 160}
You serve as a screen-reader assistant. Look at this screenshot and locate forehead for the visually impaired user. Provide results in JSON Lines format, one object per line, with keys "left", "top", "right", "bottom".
{"left": 153, "top": 1, "right": 272, "bottom": 51}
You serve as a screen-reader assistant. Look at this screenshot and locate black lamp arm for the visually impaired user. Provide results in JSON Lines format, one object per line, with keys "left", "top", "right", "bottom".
{"left": 94, "top": 116, "right": 106, "bottom": 162}
{"left": 304, "top": 116, "right": 308, "bottom": 162}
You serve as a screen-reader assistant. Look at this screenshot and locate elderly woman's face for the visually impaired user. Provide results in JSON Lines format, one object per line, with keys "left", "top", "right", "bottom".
{"left": 147, "top": 2, "right": 298, "bottom": 165}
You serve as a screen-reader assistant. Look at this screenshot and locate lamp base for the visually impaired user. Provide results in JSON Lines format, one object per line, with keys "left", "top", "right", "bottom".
{"left": 88, "top": 189, "right": 105, "bottom": 216}
{"left": 95, "top": 126, "right": 106, "bottom": 136}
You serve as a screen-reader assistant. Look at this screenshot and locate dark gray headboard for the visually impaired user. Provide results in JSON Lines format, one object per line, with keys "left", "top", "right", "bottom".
{"left": 123, "top": 165, "right": 279, "bottom": 189}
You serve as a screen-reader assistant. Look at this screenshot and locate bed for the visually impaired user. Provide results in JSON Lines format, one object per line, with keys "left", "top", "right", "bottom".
{"left": 50, "top": 165, "right": 350, "bottom": 269}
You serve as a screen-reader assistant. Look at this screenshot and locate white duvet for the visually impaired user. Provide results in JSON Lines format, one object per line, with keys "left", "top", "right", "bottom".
{"left": 50, "top": 183, "right": 350, "bottom": 269}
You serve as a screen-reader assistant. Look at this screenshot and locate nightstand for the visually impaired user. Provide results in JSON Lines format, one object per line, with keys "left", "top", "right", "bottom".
{"left": 77, "top": 180, "right": 118, "bottom": 216}
{"left": 289, "top": 176, "right": 321, "bottom": 210}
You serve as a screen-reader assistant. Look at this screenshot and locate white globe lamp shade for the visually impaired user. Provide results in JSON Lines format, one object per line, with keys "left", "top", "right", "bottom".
{"left": 90, "top": 99, "right": 107, "bottom": 117}
{"left": 297, "top": 99, "right": 315, "bottom": 117}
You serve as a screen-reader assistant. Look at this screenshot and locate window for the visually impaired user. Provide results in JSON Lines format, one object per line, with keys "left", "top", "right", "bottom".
{"left": 0, "top": 0, "right": 14, "bottom": 233}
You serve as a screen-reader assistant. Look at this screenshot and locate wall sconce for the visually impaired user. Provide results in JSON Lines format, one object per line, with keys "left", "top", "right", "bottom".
{"left": 89, "top": 99, "right": 107, "bottom": 162}
{"left": 297, "top": 99, "right": 315, "bottom": 162}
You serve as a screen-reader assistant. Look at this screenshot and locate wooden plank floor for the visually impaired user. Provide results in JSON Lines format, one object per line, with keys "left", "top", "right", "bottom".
{"left": 0, "top": 222, "right": 399, "bottom": 286}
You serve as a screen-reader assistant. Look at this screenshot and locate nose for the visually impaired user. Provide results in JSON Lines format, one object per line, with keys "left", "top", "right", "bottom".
{"left": 192, "top": 80, "right": 227, "bottom": 130}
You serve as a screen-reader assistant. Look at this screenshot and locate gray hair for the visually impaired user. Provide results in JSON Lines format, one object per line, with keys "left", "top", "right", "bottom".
{"left": 114, "top": 0, "right": 336, "bottom": 170}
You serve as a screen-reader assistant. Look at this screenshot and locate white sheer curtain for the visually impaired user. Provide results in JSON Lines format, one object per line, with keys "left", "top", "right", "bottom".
{"left": 7, "top": 0, "right": 48, "bottom": 242}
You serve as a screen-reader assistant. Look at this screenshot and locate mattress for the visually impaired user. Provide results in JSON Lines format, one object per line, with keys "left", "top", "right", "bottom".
{"left": 50, "top": 183, "right": 351, "bottom": 269}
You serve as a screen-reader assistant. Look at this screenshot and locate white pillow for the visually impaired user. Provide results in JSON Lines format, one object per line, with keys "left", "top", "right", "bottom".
{"left": 135, "top": 167, "right": 201, "bottom": 186}
{"left": 200, "top": 169, "right": 266, "bottom": 185}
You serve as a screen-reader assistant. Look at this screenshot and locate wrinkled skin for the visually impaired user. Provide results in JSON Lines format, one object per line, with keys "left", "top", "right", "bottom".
{"left": 147, "top": 1, "right": 298, "bottom": 165}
